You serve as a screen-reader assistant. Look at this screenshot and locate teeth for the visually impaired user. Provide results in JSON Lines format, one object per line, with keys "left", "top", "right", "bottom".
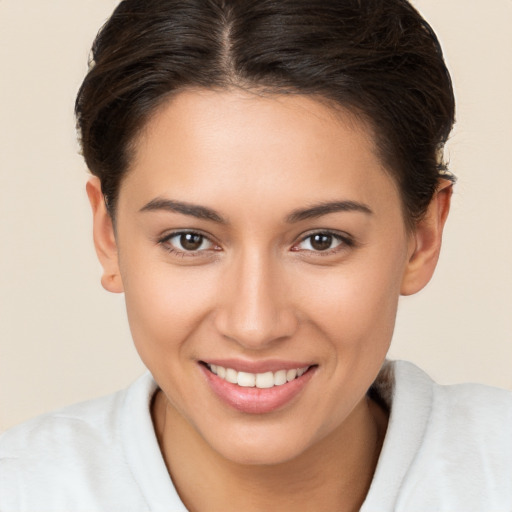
{"left": 207, "top": 364, "right": 309, "bottom": 388}
{"left": 237, "top": 371, "right": 256, "bottom": 387}
{"left": 255, "top": 371, "right": 274, "bottom": 389}
{"left": 225, "top": 368, "right": 238, "bottom": 384}
{"left": 286, "top": 369, "right": 297, "bottom": 382}
{"left": 274, "top": 370, "right": 287, "bottom": 386}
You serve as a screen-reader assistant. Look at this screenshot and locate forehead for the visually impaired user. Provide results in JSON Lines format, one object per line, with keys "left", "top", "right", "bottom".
{"left": 121, "top": 88, "right": 401, "bottom": 222}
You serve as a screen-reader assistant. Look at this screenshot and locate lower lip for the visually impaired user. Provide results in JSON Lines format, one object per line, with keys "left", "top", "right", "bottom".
{"left": 200, "top": 365, "right": 316, "bottom": 414}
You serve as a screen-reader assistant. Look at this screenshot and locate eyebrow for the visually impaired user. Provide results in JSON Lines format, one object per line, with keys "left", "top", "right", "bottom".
{"left": 139, "top": 198, "right": 226, "bottom": 223}
{"left": 286, "top": 201, "right": 373, "bottom": 223}
{"left": 140, "top": 197, "right": 372, "bottom": 224}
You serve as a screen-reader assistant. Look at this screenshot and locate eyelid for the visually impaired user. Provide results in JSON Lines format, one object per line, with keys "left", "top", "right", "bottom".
{"left": 158, "top": 229, "right": 221, "bottom": 256}
{"left": 291, "top": 229, "right": 356, "bottom": 254}
{"left": 156, "top": 228, "right": 355, "bottom": 258}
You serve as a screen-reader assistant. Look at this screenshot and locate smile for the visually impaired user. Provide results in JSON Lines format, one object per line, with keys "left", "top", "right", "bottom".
{"left": 201, "top": 361, "right": 317, "bottom": 413}
{"left": 206, "top": 363, "right": 309, "bottom": 389}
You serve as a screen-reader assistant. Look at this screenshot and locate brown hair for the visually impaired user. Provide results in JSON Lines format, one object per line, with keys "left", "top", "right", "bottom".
{"left": 75, "top": 0, "right": 455, "bottom": 225}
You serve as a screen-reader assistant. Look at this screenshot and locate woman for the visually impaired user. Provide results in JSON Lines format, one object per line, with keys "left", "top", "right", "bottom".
{"left": 1, "top": 0, "right": 511, "bottom": 510}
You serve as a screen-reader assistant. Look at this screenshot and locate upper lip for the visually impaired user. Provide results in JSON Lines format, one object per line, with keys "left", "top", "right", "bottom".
{"left": 201, "top": 359, "right": 314, "bottom": 374}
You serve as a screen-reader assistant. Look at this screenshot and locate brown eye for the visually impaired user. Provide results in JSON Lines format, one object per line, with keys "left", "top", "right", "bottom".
{"left": 163, "top": 231, "right": 215, "bottom": 253}
{"left": 310, "top": 234, "right": 334, "bottom": 251}
{"left": 295, "top": 232, "right": 346, "bottom": 253}
{"left": 180, "top": 233, "right": 204, "bottom": 251}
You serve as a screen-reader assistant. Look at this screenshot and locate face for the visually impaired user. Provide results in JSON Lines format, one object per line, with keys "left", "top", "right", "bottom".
{"left": 91, "top": 89, "right": 438, "bottom": 465}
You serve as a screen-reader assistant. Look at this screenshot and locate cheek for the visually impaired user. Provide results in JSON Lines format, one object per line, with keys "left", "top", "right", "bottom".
{"left": 297, "top": 248, "right": 406, "bottom": 352}
{"left": 120, "top": 255, "right": 216, "bottom": 364}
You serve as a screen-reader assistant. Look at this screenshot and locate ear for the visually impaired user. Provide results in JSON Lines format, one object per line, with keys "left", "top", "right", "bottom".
{"left": 401, "top": 179, "right": 453, "bottom": 296}
{"left": 86, "top": 177, "right": 124, "bottom": 293}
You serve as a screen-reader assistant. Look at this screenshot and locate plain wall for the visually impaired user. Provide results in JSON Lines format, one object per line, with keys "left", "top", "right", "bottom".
{"left": 0, "top": 0, "right": 511, "bottom": 432}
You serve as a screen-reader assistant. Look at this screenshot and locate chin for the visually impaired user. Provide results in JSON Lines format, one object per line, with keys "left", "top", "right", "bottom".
{"left": 202, "top": 420, "right": 320, "bottom": 466}
{"left": 219, "top": 441, "right": 306, "bottom": 466}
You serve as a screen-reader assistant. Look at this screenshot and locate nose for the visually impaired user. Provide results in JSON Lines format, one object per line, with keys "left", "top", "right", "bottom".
{"left": 213, "top": 250, "right": 298, "bottom": 350}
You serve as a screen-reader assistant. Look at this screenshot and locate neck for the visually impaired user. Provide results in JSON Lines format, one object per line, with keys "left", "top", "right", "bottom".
{"left": 152, "top": 391, "right": 387, "bottom": 512}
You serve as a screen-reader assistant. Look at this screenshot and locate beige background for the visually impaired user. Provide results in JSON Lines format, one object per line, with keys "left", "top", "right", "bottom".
{"left": 0, "top": 0, "right": 511, "bottom": 432}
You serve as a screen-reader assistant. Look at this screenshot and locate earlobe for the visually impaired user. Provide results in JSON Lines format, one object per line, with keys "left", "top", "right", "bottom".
{"left": 400, "top": 179, "right": 453, "bottom": 296}
{"left": 86, "top": 177, "right": 124, "bottom": 294}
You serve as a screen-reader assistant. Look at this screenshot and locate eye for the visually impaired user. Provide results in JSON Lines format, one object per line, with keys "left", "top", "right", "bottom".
{"left": 160, "top": 231, "right": 217, "bottom": 254}
{"left": 293, "top": 231, "right": 354, "bottom": 254}
{"left": 299, "top": 233, "right": 342, "bottom": 252}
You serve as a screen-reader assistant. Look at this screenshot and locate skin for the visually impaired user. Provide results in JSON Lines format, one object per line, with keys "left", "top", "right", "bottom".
{"left": 87, "top": 89, "right": 451, "bottom": 511}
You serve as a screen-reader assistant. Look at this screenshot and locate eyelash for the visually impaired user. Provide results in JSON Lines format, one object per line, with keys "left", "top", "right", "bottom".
{"left": 291, "top": 230, "right": 355, "bottom": 256}
{"left": 158, "top": 229, "right": 355, "bottom": 258}
{"left": 158, "top": 230, "right": 219, "bottom": 258}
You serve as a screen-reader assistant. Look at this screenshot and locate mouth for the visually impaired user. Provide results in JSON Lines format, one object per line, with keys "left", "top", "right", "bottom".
{"left": 199, "top": 361, "right": 317, "bottom": 414}
{"left": 204, "top": 363, "right": 311, "bottom": 389}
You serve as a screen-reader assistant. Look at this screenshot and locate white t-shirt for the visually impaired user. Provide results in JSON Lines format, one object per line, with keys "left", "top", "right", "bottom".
{"left": 1, "top": 360, "right": 511, "bottom": 511}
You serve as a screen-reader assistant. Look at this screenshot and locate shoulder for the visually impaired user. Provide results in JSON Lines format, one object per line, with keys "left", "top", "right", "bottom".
{"left": 1, "top": 386, "right": 124, "bottom": 455}
{"left": 374, "top": 360, "right": 512, "bottom": 511}
{"left": 393, "top": 358, "right": 512, "bottom": 415}
{"left": 430, "top": 372, "right": 512, "bottom": 437}
{"left": 0, "top": 373, "right": 157, "bottom": 512}
{"left": 392, "top": 360, "right": 512, "bottom": 441}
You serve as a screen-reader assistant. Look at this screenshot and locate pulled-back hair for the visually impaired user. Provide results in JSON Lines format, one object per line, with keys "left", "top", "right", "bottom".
{"left": 75, "top": 0, "right": 455, "bottom": 225}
